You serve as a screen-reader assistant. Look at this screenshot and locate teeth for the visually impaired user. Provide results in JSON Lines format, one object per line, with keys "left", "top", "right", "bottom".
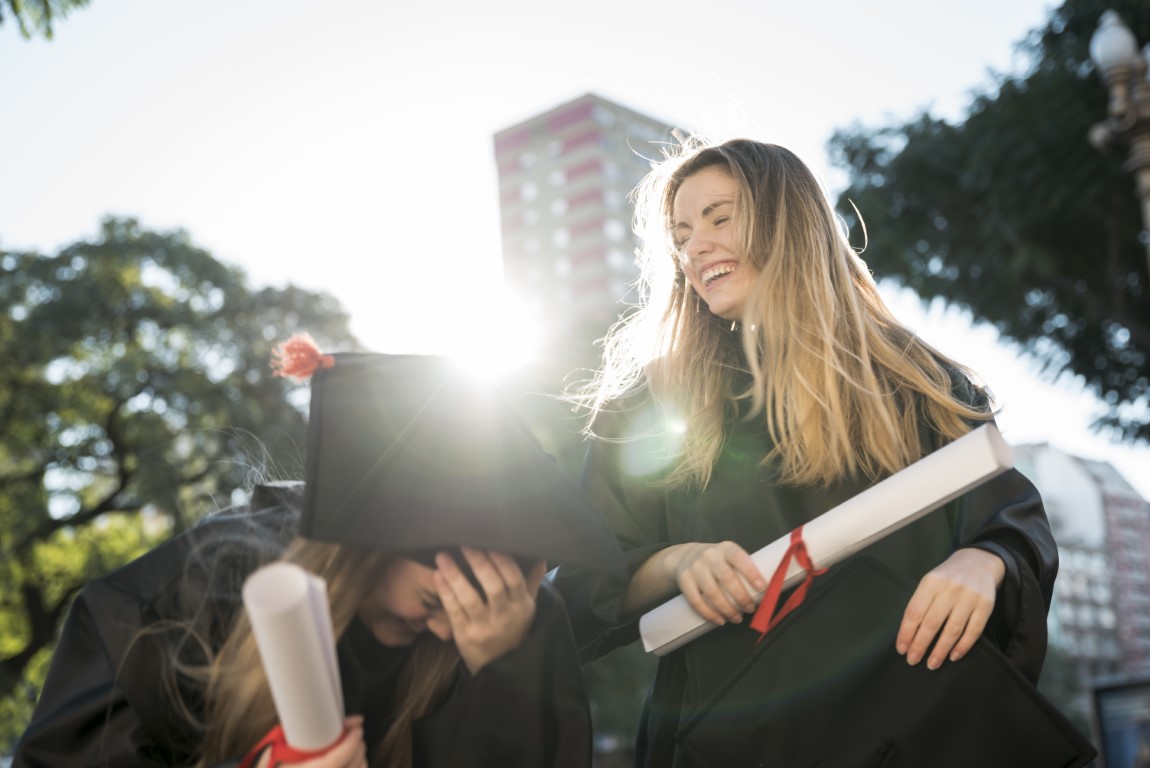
{"left": 702, "top": 265, "right": 734, "bottom": 285}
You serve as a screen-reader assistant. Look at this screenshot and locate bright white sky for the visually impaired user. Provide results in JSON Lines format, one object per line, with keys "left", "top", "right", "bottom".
{"left": 2, "top": 0, "right": 1148, "bottom": 497}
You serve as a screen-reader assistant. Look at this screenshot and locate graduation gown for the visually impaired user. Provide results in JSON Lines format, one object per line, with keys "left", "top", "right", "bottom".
{"left": 553, "top": 386, "right": 1096, "bottom": 768}
{"left": 14, "top": 484, "right": 593, "bottom": 768}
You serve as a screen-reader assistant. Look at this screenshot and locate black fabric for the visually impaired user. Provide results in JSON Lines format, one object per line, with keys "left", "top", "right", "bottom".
{"left": 675, "top": 558, "right": 1095, "bottom": 768}
{"left": 301, "top": 352, "right": 625, "bottom": 576}
{"left": 553, "top": 379, "right": 1090, "bottom": 767}
{"left": 14, "top": 492, "right": 593, "bottom": 768}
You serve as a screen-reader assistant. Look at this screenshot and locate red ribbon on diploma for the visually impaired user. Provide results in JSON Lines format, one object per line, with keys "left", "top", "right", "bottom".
{"left": 749, "top": 525, "right": 827, "bottom": 641}
{"left": 239, "top": 724, "right": 342, "bottom": 768}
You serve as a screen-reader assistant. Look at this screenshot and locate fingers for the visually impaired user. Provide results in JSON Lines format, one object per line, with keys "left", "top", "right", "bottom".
{"left": 677, "top": 542, "right": 764, "bottom": 625}
{"left": 433, "top": 549, "right": 539, "bottom": 675}
{"left": 897, "top": 549, "right": 1001, "bottom": 670}
{"left": 314, "top": 721, "right": 367, "bottom": 768}
{"left": 278, "top": 717, "right": 367, "bottom": 767}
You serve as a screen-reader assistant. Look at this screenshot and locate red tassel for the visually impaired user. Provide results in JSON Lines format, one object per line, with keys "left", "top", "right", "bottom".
{"left": 749, "top": 525, "right": 827, "bottom": 642}
{"left": 271, "top": 333, "right": 335, "bottom": 380}
{"left": 239, "top": 724, "right": 341, "bottom": 768}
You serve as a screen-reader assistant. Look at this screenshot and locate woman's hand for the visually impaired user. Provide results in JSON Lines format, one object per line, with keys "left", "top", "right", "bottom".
{"left": 254, "top": 716, "right": 367, "bottom": 768}
{"left": 666, "top": 541, "right": 766, "bottom": 625}
{"left": 434, "top": 548, "right": 547, "bottom": 675}
{"left": 896, "top": 547, "right": 1006, "bottom": 670}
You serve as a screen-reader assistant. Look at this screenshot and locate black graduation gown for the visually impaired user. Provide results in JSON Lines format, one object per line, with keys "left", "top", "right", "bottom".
{"left": 554, "top": 389, "right": 1096, "bottom": 768}
{"left": 14, "top": 484, "right": 593, "bottom": 768}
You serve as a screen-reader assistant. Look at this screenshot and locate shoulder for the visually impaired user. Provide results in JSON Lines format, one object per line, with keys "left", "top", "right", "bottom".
{"left": 99, "top": 494, "right": 299, "bottom": 607}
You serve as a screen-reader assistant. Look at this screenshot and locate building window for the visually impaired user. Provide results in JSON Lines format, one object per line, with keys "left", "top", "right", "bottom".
{"left": 552, "top": 228, "right": 570, "bottom": 249}
{"left": 592, "top": 104, "right": 616, "bottom": 126}
{"left": 521, "top": 182, "right": 539, "bottom": 202}
{"left": 549, "top": 169, "right": 566, "bottom": 187}
{"left": 550, "top": 198, "right": 568, "bottom": 216}
{"left": 523, "top": 209, "right": 539, "bottom": 226}
{"left": 604, "top": 219, "right": 627, "bottom": 241}
{"left": 554, "top": 257, "right": 571, "bottom": 277}
{"left": 520, "top": 151, "right": 537, "bottom": 169}
{"left": 607, "top": 248, "right": 632, "bottom": 271}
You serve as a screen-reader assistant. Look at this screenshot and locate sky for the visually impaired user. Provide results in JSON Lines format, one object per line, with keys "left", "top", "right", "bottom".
{"left": 2, "top": 0, "right": 1148, "bottom": 498}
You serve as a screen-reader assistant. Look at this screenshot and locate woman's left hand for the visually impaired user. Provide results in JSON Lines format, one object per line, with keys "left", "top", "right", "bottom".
{"left": 434, "top": 548, "right": 547, "bottom": 675}
{"left": 896, "top": 547, "right": 1006, "bottom": 670}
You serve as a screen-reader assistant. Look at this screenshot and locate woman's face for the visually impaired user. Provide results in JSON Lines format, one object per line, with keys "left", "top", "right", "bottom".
{"left": 672, "top": 165, "right": 756, "bottom": 322}
{"left": 358, "top": 558, "right": 453, "bottom": 647}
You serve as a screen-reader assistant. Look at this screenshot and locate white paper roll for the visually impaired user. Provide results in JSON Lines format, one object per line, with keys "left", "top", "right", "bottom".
{"left": 639, "top": 423, "right": 1015, "bottom": 656}
{"left": 242, "top": 562, "right": 345, "bottom": 750}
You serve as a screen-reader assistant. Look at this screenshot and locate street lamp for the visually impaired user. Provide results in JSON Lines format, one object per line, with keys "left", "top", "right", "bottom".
{"left": 1090, "top": 10, "right": 1150, "bottom": 278}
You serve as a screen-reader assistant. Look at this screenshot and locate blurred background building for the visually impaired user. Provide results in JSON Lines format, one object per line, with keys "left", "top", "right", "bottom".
{"left": 493, "top": 93, "right": 676, "bottom": 378}
{"left": 1014, "top": 443, "right": 1150, "bottom": 718}
{"left": 496, "top": 93, "right": 1150, "bottom": 763}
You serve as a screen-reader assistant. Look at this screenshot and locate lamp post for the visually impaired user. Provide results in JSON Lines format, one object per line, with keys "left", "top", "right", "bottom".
{"left": 1090, "top": 10, "right": 1150, "bottom": 278}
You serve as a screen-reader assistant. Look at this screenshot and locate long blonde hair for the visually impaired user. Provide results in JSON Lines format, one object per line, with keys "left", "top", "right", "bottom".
{"left": 579, "top": 137, "right": 991, "bottom": 488}
{"left": 155, "top": 530, "right": 460, "bottom": 768}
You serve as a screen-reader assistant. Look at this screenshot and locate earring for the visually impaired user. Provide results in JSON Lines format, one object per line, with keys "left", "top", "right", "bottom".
{"left": 695, "top": 293, "right": 701, "bottom": 314}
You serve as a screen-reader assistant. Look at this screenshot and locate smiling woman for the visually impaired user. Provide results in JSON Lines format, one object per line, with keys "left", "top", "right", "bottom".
{"left": 554, "top": 137, "right": 1094, "bottom": 767}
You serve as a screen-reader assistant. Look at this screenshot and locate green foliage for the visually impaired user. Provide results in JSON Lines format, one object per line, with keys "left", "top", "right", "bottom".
{"left": 830, "top": 0, "right": 1150, "bottom": 442}
{"left": 0, "top": 0, "right": 90, "bottom": 39}
{"left": 0, "top": 216, "right": 360, "bottom": 749}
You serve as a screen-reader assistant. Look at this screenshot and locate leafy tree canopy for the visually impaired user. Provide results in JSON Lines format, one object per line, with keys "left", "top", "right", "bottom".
{"left": 0, "top": 0, "right": 89, "bottom": 39}
{"left": 0, "top": 216, "right": 359, "bottom": 747}
{"left": 830, "top": 0, "right": 1150, "bottom": 442}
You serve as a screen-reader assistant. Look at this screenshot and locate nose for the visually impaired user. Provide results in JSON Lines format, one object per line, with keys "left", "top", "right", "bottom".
{"left": 681, "top": 232, "right": 714, "bottom": 267}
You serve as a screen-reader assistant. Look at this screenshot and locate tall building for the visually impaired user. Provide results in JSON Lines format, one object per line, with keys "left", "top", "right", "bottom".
{"left": 493, "top": 93, "right": 678, "bottom": 372}
{"left": 1013, "top": 444, "right": 1150, "bottom": 692}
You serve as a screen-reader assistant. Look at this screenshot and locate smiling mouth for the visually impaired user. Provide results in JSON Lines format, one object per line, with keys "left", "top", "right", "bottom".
{"left": 702, "top": 264, "right": 735, "bottom": 286}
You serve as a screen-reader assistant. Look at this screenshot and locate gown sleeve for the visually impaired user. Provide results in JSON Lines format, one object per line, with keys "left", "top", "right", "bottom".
{"left": 551, "top": 400, "right": 671, "bottom": 660}
{"left": 410, "top": 582, "right": 592, "bottom": 768}
{"left": 13, "top": 499, "right": 299, "bottom": 768}
{"left": 940, "top": 372, "right": 1059, "bottom": 683}
{"left": 10, "top": 581, "right": 169, "bottom": 768}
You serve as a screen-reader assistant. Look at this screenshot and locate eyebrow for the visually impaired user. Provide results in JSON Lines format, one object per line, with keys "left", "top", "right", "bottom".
{"left": 673, "top": 199, "right": 733, "bottom": 233}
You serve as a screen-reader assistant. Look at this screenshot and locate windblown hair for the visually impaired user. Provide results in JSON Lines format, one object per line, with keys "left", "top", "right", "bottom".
{"left": 199, "top": 537, "right": 459, "bottom": 768}
{"left": 146, "top": 497, "right": 460, "bottom": 768}
{"left": 577, "top": 137, "right": 991, "bottom": 488}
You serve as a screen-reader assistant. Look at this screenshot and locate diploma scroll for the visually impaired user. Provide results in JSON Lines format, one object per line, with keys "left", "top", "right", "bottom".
{"left": 242, "top": 562, "right": 345, "bottom": 750}
{"left": 639, "top": 423, "right": 1015, "bottom": 656}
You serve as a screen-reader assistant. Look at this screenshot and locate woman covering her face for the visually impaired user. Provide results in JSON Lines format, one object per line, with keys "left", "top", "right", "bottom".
{"left": 553, "top": 139, "right": 1094, "bottom": 767}
{"left": 15, "top": 341, "right": 623, "bottom": 768}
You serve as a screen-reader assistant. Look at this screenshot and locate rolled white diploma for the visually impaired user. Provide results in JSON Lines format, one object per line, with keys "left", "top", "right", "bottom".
{"left": 639, "top": 422, "right": 1014, "bottom": 657}
{"left": 242, "top": 562, "right": 345, "bottom": 750}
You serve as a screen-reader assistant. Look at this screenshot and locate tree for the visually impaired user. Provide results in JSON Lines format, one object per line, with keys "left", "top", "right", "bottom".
{"left": 0, "top": 217, "right": 360, "bottom": 748}
{"left": 0, "top": 0, "right": 89, "bottom": 39}
{"left": 829, "top": 0, "right": 1150, "bottom": 443}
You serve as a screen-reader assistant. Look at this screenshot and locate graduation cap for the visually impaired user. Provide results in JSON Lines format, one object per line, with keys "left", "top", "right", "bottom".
{"left": 272, "top": 334, "right": 624, "bottom": 576}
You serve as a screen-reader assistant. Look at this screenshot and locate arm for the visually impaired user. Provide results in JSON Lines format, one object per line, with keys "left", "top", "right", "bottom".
{"left": 897, "top": 429, "right": 1056, "bottom": 679}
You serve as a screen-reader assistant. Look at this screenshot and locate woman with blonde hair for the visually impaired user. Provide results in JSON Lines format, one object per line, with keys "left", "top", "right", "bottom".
{"left": 16, "top": 341, "right": 623, "bottom": 767}
{"left": 555, "top": 139, "right": 1092, "bottom": 766}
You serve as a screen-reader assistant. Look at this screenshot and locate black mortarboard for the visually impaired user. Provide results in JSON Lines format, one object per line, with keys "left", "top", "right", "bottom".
{"left": 281, "top": 342, "right": 623, "bottom": 575}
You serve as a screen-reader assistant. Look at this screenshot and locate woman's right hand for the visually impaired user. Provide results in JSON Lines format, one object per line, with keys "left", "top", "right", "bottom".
{"left": 666, "top": 541, "right": 766, "bottom": 625}
{"left": 254, "top": 716, "right": 368, "bottom": 768}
